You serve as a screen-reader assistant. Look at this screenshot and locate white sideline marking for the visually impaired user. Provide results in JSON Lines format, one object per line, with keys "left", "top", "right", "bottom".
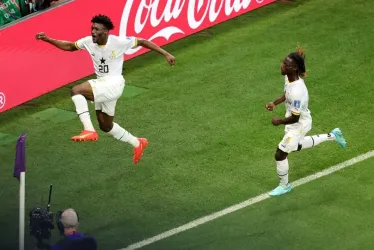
{"left": 121, "top": 150, "right": 374, "bottom": 250}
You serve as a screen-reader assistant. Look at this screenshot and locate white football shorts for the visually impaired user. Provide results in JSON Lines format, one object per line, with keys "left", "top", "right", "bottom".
{"left": 278, "top": 120, "right": 312, "bottom": 153}
{"left": 88, "top": 76, "right": 125, "bottom": 116}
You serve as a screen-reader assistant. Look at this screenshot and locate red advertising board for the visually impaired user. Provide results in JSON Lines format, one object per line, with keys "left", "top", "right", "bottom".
{"left": 0, "top": 0, "right": 275, "bottom": 113}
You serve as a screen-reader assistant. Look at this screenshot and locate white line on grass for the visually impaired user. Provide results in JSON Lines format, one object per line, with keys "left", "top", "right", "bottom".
{"left": 121, "top": 150, "right": 374, "bottom": 250}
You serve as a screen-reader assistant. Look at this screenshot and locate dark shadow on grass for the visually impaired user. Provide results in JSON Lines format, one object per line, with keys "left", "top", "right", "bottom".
{"left": 0, "top": 210, "right": 21, "bottom": 250}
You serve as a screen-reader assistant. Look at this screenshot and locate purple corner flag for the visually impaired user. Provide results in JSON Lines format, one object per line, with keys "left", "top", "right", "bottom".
{"left": 13, "top": 134, "right": 26, "bottom": 181}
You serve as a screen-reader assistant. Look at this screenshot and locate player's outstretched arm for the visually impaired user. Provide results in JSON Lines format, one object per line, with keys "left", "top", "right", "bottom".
{"left": 36, "top": 32, "right": 78, "bottom": 52}
{"left": 137, "top": 39, "right": 175, "bottom": 66}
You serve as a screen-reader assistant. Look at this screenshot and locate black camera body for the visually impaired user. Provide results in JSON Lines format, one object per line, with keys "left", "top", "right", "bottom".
{"left": 29, "top": 206, "right": 55, "bottom": 241}
{"left": 28, "top": 184, "right": 56, "bottom": 249}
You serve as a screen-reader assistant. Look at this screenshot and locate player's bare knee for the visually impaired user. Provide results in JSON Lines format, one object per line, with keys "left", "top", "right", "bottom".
{"left": 275, "top": 148, "right": 287, "bottom": 161}
{"left": 98, "top": 122, "right": 112, "bottom": 133}
{"left": 99, "top": 124, "right": 110, "bottom": 132}
{"left": 70, "top": 86, "right": 81, "bottom": 96}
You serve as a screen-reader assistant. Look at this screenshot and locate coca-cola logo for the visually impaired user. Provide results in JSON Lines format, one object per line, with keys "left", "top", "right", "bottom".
{"left": 120, "top": 0, "right": 273, "bottom": 55}
{"left": 0, "top": 92, "right": 6, "bottom": 109}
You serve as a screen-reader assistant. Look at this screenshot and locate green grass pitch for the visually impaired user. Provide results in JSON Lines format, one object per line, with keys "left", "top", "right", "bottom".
{"left": 1, "top": 0, "right": 374, "bottom": 249}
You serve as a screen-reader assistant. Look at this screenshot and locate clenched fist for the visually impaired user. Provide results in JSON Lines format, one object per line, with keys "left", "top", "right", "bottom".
{"left": 265, "top": 102, "right": 275, "bottom": 111}
{"left": 36, "top": 32, "right": 49, "bottom": 41}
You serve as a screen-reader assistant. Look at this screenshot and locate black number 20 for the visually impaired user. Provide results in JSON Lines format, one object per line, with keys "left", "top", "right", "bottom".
{"left": 99, "top": 65, "right": 109, "bottom": 73}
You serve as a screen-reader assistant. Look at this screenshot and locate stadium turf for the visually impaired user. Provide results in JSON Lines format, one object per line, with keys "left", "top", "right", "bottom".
{"left": 1, "top": 0, "right": 373, "bottom": 249}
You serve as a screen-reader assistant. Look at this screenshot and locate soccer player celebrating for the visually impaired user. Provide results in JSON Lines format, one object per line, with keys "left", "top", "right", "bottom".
{"left": 265, "top": 45, "right": 346, "bottom": 196}
{"left": 36, "top": 14, "right": 175, "bottom": 164}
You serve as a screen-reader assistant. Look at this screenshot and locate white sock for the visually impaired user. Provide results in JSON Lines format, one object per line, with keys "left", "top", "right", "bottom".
{"left": 276, "top": 159, "right": 289, "bottom": 186}
{"left": 299, "top": 133, "right": 336, "bottom": 150}
{"left": 72, "top": 95, "right": 95, "bottom": 132}
{"left": 108, "top": 123, "right": 140, "bottom": 147}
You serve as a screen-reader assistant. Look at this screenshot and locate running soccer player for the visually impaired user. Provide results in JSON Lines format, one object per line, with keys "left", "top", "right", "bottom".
{"left": 265, "top": 45, "right": 346, "bottom": 196}
{"left": 36, "top": 14, "right": 175, "bottom": 164}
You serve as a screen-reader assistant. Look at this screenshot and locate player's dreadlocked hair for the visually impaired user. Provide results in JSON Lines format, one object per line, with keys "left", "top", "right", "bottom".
{"left": 288, "top": 44, "right": 307, "bottom": 77}
{"left": 91, "top": 14, "right": 114, "bottom": 30}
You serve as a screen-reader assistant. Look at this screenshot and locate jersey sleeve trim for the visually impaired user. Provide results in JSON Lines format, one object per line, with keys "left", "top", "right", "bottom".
{"left": 74, "top": 42, "right": 81, "bottom": 50}
{"left": 132, "top": 37, "right": 138, "bottom": 49}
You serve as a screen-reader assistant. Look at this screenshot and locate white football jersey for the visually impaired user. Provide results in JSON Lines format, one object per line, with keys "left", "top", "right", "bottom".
{"left": 284, "top": 75, "right": 312, "bottom": 128}
{"left": 75, "top": 35, "right": 137, "bottom": 78}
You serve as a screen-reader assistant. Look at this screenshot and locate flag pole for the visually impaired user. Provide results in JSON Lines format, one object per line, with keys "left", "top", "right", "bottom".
{"left": 13, "top": 133, "right": 26, "bottom": 250}
{"left": 19, "top": 171, "right": 25, "bottom": 250}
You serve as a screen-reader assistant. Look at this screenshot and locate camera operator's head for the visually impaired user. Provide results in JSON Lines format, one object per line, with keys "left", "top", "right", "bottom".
{"left": 51, "top": 208, "right": 97, "bottom": 250}
{"left": 58, "top": 208, "right": 79, "bottom": 236}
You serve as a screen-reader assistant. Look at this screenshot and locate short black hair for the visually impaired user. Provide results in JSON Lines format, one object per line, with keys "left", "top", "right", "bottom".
{"left": 288, "top": 44, "right": 306, "bottom": 77}
{"left": 91, "top": 14, "right": 114, "bottom": 30}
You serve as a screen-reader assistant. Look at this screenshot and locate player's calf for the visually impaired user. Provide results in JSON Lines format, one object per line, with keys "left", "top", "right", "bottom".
{"left": 70, "top": 84, "right": 96, "bottom": 134}
{"left": 272, "top": 148, "right": 290, "bottom": 190}
{"left": 297, "top": 128, "right": 346, "bottom": 151}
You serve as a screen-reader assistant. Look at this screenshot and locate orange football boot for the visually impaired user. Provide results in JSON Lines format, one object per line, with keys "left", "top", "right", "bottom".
{"left": 133, "top": 138, "right": 148, "bottom": 164}
{"left": 71, "top": 130, "right": 99, "bottom": 142}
